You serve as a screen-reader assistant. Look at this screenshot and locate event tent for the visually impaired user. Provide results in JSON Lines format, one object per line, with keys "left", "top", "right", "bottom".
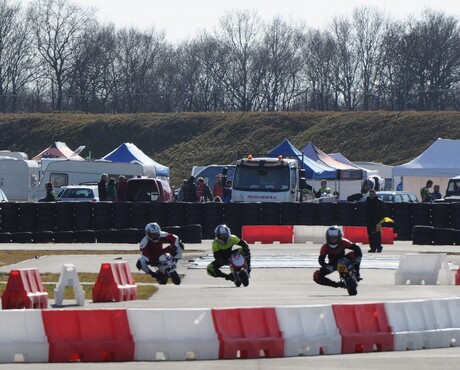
{"left": 101, "top": 143, "right": 170, "bottom": 177}
{"left": 329, "top": 152, "right": 378, "bottom": 179}
{"left": 301, "top": 143, "right": 364, "bottom": 180}
{"left": 32, "top": 142, "right": 84, "bottom": 161}
{"left": 393, "top": 138, "right": 460, "bottom": 199}
{"left": 266, "top": 139, "right": 336, "bottom": 179}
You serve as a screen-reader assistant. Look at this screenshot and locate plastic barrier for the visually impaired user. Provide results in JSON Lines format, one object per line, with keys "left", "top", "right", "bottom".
{"left": 41, "top": 309, "right": 135, "bottom": 362}
{"left": 394, "top": 253, "right": 452, "bottom": 285}
{"left": 276, "top": 305, "right": 341, "bottom": 356}
{"left": 431, "top": 297, "right": 460, "bottom": 347}
{"left": 293, "top": 225, "right": 337, "bottom": 244}
{"left": 385, "top": 300, "right": 441, "bottom": 350}
{"left": 127, "top": 308, "right": 219, "bottom": 361}
{"left": 211, "top": 307, "right": 284, "bottom": 359}
{"left": 92, "top": 261, "right": 137, "bottom": 302}
{"left": 0, "top": 310, "right": 49, "bottom": 363}
{"left": 1, "top": 268, "right": 48, "bottom": 310}
{"left": 455, "top": 267, "right": 460, "bottom": 285}
{"left": 242, "top": 225, "right": 293, "bottom": 244}
{"left": 54, "top": 264, "right": 85, "bottom": 307}
{"left": 343, "top": 226, "right": 397, "bottom": 245}
{"left": 332, "top": 303, "right": 394, "bottom": 354}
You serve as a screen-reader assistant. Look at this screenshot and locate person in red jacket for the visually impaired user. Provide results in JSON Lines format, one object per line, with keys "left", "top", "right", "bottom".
{"left": 136, "top": 222, "right": 183, "bottom": 284}
{"left": 313, "top": 226, "right": 362, "bottom": 288}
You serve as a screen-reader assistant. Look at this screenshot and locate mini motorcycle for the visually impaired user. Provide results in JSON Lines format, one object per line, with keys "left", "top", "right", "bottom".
{"left": 229, "top": 250, "right": 250, "bottom": 287}
{"left": 336, "top": 256, "right": 358, "bottom": 296}
{"left": 151, "top": 253, "right": 181, "bottom": 285}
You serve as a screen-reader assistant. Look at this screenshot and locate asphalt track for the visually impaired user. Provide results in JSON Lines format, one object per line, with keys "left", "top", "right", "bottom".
{"left": 1, "top": 240, "right": 460, "bottom": 369}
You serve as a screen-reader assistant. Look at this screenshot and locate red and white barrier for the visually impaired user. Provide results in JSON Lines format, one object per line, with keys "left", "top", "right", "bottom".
{"left": 1, "top": 298, "right": 460, "bottom": 363}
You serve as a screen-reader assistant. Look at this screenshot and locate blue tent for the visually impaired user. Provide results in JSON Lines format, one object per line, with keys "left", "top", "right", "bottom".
{"left": 266, "top": 139, "right": 336, "bottom": 179}
{"left": 102, "top": 143, "right": 170, "bottom": 177}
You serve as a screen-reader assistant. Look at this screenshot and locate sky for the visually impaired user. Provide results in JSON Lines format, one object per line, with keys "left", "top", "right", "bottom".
{"left": 24, "top": 0, "right": 460, "bottom": 43}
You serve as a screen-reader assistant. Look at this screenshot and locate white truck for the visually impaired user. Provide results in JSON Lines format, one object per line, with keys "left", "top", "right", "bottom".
{"left": 37, "top": 159, "right": 157, "bottom": 199}
{"left": 231, "top": 155, "right": 306, "bottom": 202}
{"left": 0, "top": 156, "right": 39, "bottom": 202}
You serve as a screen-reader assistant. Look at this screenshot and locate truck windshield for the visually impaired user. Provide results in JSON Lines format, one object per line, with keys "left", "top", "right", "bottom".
{"left": 233, "top": 165, "right": 290, "bottom": 191}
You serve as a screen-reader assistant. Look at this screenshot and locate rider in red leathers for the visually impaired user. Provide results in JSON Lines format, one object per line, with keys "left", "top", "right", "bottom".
{"left": 136, "top": 222, "right": 184, "bottom": 284}
{"left": 313, "top": 226, "right": 362, "bottom": 288}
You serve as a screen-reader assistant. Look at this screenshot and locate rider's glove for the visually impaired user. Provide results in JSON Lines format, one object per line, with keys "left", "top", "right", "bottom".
{"left": 171, "top": 245, "right": 178, "bottom": 256}
{"left": 354, "top": 257, "right": 362, "bottom": 265}
{"left": 326, "top": 264, "right": 335, "bottom": 273}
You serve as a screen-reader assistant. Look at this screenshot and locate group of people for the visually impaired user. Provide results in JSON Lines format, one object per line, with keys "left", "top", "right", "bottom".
{"left": 176, "top": 174, "right": 232, "bottom": 203}
{"left": 420, "top": 180, "right": 442, "bottom": 202}
{"left": 136, "top": 220, "right": 359, "bottom": 291}
{"left": 98, "top": 173, "right": 128, "bottom": 201}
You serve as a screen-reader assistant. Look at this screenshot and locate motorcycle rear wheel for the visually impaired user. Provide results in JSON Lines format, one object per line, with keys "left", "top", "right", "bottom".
{"left": 169, "top": 271, "right": 181, "bottom": 285}
{"left": 239, "top": 270, "right": 249, "bottom": 287}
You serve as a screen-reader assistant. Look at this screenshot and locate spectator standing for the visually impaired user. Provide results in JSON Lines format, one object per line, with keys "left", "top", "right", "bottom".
{"left": 197, "top": 177, "right": 213, "bottom": 202}
{"left": 365, "top": 189, "right": 386, "bottom": 253}
{"left": 182, "top": 176, "right": 198, "bottom": 202}
{"left": 106, "top": 178, "right": 116, "bottom": 201}
{"left": 396, "top": 177, "right": 403, "bottom": 191}
{"left": 222, "top": 180, "right": 233, "bottom": 203}
{"left": 432, "top": 185, "right": 442, "bottom": 201}
{"left": 98, "top": 174, "right": 108, "bottom": 201}
{"left": 420, "top": 180, "right": 433, "bottom": 202}
{"left": 213, "top": 174, "right": 224, "bottom": 199}
{"left": 39, "top": 182, "right": 56, "bottom": 202}
{"left": 315, "top": 179, "right": 331, "bottom": 198}
{"left": 116, "top": 175, "right": 128, "bottom": 201}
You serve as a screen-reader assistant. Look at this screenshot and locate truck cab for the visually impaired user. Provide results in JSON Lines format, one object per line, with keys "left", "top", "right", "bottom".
{"left": 445, "top": 176, "right": 460, "bottom": 201}
{"left": 231, "top": 155, "right": 305, "bottom": 202}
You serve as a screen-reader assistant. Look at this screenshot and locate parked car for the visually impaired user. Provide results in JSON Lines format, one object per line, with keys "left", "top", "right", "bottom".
{"left": 124, "top": 177, "right": 173, "bottom": 202}
{"left": 359, "top": 191, "right": 419, "bottom": 203}
{"left": 57, "top": 185, "right": 99, "bottom": 202}
{"left": 0, "top": 188, "right": 8, "bottom": 202}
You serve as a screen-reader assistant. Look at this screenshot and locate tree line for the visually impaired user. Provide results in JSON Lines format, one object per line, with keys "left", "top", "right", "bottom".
{"left": 1, "top": 0, "right": 460, "bottom": 113}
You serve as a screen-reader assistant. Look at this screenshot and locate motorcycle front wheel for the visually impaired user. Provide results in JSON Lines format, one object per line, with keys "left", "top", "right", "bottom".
{"left": 239, "top": 270, "right": 249, "bottom": 287}
{"left": 345, "top": 276, "right": 358, "bottom": 296}
{"left": 169, "top": 271, "right": 181, "bottom": 285}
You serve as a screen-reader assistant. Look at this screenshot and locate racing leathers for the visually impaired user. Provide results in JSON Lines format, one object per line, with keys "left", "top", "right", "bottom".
{"left": 207, "top": 235, "right": 251, "bottom": 280}
{"left": 313, "top": 237, "right": 362, "bottom": 288}
{"left": 136, "top": 232, "right": 183, "bottom": 279}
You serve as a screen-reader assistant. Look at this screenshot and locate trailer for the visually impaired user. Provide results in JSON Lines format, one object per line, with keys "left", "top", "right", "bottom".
{"left": 38, "top": 159, "right": 157, "bottom": 199}
{"left": 0, "top": 157, "right": 39, "bottom": 202}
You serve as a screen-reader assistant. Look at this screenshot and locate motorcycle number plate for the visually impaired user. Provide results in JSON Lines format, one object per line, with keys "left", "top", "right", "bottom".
{"left": 231, "top": 254, "right": 245, "bottom": 267}
{"left": 337, "top": 263, "right": 348, "bottom": 273}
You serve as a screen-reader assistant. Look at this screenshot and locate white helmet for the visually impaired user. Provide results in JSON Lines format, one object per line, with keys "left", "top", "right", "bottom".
{"left": 145, "top": 222, "right": 161, "bottom": 242}
{"left": 325, "top": 226, "right": 342, "bottom": 249}
{"left": 214, "top": 224, "right": 231, "bottom": 244}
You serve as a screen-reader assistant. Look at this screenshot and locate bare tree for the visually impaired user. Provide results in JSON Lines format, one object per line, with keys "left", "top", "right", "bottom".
{"left": 213, "top": 10, "right": 263, "bottom": 111}
{"left": 0, "top": 0, "right": 34, "bottom": 112}
{"left": 303, "top": 29, "right": 337, "bottom": 110}
{"left": 27, "top": 0, "right": 94, "bottom": 111}
{"left": 352, "top": 6, "right": 387, "bottom": 110}
{"left": 258, "top": 17, "right": 305, "bottom": 111}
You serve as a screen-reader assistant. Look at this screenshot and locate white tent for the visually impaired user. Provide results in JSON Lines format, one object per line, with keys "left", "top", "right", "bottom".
{"left": 393, "top": 138, "right": 460, "bottom": 200}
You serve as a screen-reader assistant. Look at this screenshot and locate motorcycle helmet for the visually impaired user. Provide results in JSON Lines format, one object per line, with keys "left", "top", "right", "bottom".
{"left": 326, "top": 225, "right": 342, "bottom": 249}
{"left": 214, "top": 224, "right": 231, "bottom": 244}
{"left": 145, "top": 222, "right": 161, "bottom": 242}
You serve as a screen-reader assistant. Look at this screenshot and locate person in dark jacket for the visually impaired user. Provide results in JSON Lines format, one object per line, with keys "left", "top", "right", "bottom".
{"left": 197, "top": 177, "right": 213, "bottom": 202}
{"left": 98, "top": 174, "right": 108, "bottom": 201}
{"left": 365, "top": 189, "right": 386, "bottom": 253}
{"left": 182, "top": 176, "right": 198, "bottom": 202}
{"left": 39, "top": 182, "right": 56, "bottom": 202}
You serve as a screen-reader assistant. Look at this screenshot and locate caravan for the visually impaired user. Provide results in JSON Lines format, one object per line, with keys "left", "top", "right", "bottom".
{"left": 38, "top": 159, "right": 157, "bottom": 198}
{"left": 0, "top": 156, "right": 39, "bottom": 202}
